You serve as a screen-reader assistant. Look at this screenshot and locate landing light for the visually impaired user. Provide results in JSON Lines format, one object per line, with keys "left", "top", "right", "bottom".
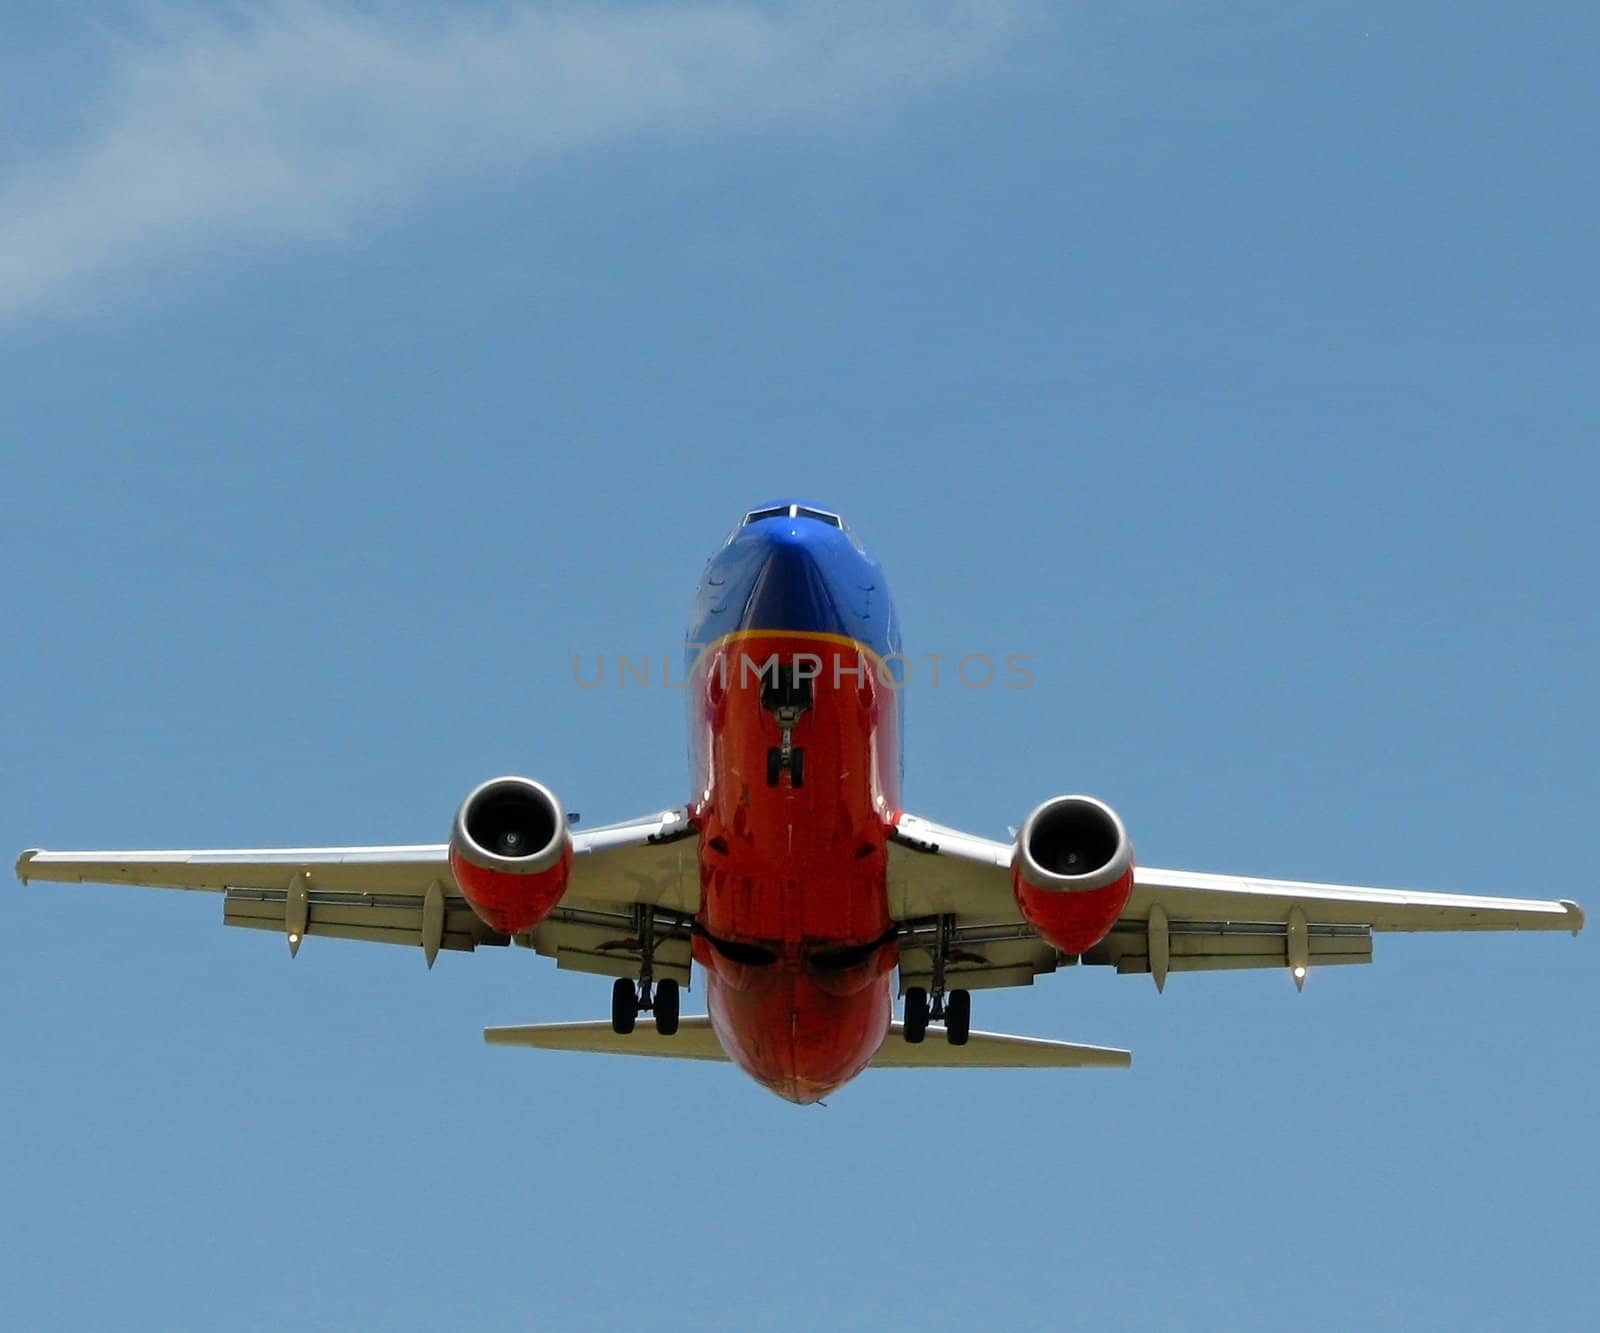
{"left": 1292, "top": 965, "right": 1306, "bottom": 980}
{"left": 289, "top": 933, "right": 301, "bottom": 944}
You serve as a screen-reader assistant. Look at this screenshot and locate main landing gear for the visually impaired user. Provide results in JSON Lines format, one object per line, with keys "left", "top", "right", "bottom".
{"left": 902, "top": 985, "right": 971, "bottom": 1046}
{"left": 611, "top": 975, "right": 678, "bottom": 1037}
{"left": 902, "top": 914, "right": 970, "bottom": 1046}
{"left": 610, "top": 903, "right": 680, "bottom": 1037}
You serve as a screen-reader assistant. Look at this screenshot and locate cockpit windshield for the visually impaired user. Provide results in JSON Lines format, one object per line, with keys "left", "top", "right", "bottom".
{"left": 741, "top": 504, "right": 842, "bottom": 528}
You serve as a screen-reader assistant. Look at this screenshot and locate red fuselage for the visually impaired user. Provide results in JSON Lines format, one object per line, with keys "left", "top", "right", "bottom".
{"left": 686, "top": 509, "right": 903, "bottom": 1102}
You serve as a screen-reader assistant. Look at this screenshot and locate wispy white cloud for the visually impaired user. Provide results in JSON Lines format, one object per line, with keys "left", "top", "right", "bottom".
{"left": 0, "top": 1, "right": 1031, "bottom": 320}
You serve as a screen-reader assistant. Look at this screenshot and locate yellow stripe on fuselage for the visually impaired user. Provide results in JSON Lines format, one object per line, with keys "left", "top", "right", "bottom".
{"left": 688, "top": 628, "right": 887, "bottom": 673}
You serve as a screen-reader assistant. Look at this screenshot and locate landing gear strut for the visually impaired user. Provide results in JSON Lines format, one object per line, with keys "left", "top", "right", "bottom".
{"left": 902, "top": 914, "right": 971, "bottom": 1045}
{"left": 610, "top": 906, "right": 682, "bottom": 1037}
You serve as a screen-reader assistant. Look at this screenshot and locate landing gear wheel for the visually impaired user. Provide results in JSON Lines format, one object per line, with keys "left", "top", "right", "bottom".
{"left": 610, "top": 977, "right": 638, "bottom": 1035}
{"left": 903, "top": 986, "right": 929, "bottom": 1044}
{"left": 945, "top": 988, "right": 971, "bottom": 1046}
{"left": 654, "top": 977, "right": 680, "bottom": 1036}
{"left": 766, "top": 747, "right": 806, "bottom": 787}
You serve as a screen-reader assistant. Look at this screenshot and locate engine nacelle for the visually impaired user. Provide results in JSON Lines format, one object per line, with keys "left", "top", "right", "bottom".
{"left": 1012, "top": 795, "right": 1135, "bottom": 955}
{"left": 449, "top": 776, "right": 572, "bottom": 935}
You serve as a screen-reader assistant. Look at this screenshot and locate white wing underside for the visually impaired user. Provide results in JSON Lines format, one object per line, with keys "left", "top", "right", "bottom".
{"left": 17, "top": 808, "right": 701, "bottom": 982}
{"left": 16, "top": 806, "right": 1583, "bottom": 993}
{"left": 888, "top": 812, "right": 1583, "bottom": 992}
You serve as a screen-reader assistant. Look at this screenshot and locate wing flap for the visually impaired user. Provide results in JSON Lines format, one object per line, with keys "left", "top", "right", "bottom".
{"left": 1085, "top": 920, "right": 1373, "bottom": 975}
{"left": 217, "top": 887, "right": 694, "bottom": 978}
{"left": 221, "top": 892, "right": 502, "bottom": 955}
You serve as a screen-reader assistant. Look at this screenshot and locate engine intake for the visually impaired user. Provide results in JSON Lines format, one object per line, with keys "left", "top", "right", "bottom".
{"left": 449, "top": 776, "right": 572, "bottom": 935}
{"left": 1012, "top": 795, "right": 1135, "bottom": 955}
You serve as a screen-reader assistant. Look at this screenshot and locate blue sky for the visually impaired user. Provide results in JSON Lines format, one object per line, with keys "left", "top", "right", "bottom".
{"left": 2, "top": 2, "right": 1595, "bottom": 1328}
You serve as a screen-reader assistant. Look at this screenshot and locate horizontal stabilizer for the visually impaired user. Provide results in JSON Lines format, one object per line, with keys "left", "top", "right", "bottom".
{"left": 486, "top": 1017, "right": 731, "bottom": 1062}
{"left": 483, "top": 1017, "right": 1131, "bottom": 1069}
{"left": 873, "top": 1025, "right": 1131, "bottom": 1069}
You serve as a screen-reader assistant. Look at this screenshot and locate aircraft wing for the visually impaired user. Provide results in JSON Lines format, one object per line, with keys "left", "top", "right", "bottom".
{"left": 888, "top": 812, "right": 1584, "bottom": 993}
{"left": 15, "top": 808, "right": 701, "bottom": 979}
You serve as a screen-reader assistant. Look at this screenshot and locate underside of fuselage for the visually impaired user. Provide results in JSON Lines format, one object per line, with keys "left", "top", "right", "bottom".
{"left": 687, "top": 503, "right": 903, "bottom": 1102}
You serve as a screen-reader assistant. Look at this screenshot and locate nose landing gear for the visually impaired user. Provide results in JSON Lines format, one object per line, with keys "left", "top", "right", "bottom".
{"left": 761, "top": 661, "right": 813, "bottom": 787}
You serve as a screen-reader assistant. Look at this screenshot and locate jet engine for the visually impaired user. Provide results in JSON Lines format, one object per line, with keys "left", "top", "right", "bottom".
{"left": 449, "top": 776, "right": 572, "bottom": 934}
{"left": 1012, "top": 795, "right": 1134, "bottom": 955}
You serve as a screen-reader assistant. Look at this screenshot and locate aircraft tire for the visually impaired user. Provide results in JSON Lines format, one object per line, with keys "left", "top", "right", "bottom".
{"left": 611, "top": 977, "right": 638, "bottom": 1035}
{"left": 946, "top": 989, "right": 971, "bottom": 1046}
{"left": 904, "top": 987, "right": 929, "bottom": 1043}
{"left": 654, "top": 978, "right": 680, "bottom": 1036}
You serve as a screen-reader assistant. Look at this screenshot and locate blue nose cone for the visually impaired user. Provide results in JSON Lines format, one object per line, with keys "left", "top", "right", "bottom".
{"left": 741, "top": 526, "right": 843, "bottom": 634}
{"left": 690, "top": 501, "right": 893, "bottom": 656}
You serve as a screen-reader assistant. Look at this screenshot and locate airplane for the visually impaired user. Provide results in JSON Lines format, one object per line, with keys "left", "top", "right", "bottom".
{"left": 16, "top": 500, "right": 1585, "bottom": 1103}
